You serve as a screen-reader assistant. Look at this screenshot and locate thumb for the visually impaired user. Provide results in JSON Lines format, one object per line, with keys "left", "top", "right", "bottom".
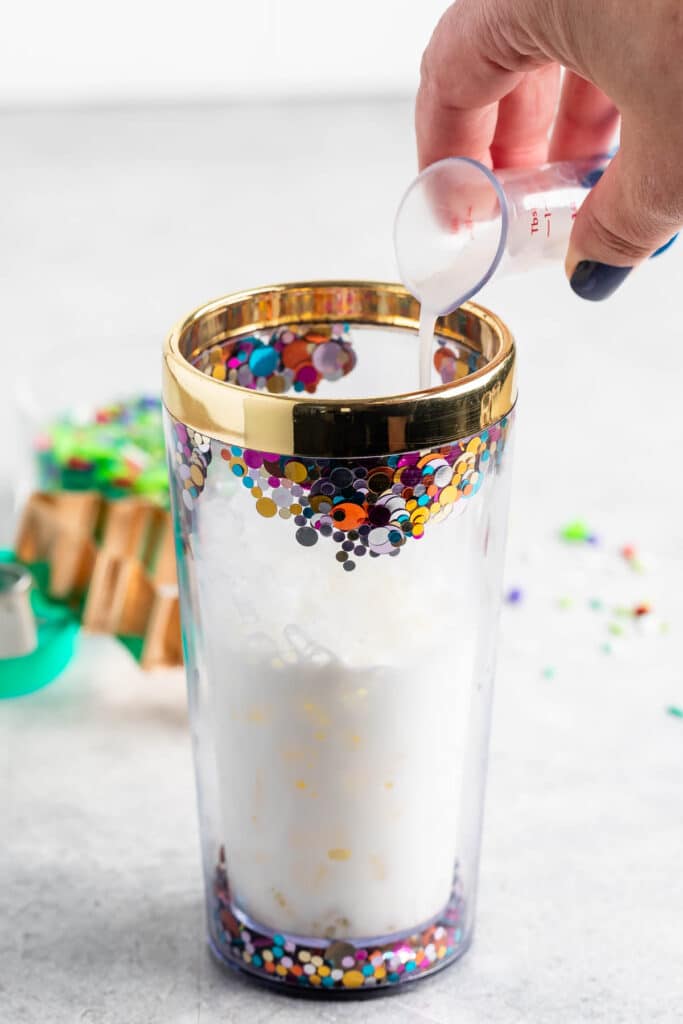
{"left": 566, "top": 145, "right": 681, "bottom": 301}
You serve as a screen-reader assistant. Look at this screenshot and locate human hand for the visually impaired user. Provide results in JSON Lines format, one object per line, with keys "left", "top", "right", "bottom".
{"left": 416, "top": 0, "right": 683, "bottom": 299}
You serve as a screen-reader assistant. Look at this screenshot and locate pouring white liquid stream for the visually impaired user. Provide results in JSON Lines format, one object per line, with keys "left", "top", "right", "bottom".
{"left": 418, "top": 309, "right": 437, "bottom": 388}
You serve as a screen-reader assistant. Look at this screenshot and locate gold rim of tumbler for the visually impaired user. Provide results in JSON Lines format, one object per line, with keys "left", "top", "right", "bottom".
{"left": 163, "top": 281, "right": 516, "bottom": 458}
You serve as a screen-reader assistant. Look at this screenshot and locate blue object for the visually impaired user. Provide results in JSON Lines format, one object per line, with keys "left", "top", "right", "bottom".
{"left": 248, "top": 346, "right": 278, "bottom": 377}
{"left": 580, "top": 167, "right": 605, "bottom": 189}
{"left": 652, "top": 233, "right": 679, "bottom": 258}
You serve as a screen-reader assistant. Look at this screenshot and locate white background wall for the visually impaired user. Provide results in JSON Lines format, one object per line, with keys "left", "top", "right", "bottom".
{"left": 0, "top": 0, "right": 450, "bottom": 105}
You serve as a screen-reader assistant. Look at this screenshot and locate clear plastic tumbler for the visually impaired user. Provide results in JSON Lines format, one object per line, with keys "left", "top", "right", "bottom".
{"left": 163, "top": 281, "right": 516, "bottom": 995}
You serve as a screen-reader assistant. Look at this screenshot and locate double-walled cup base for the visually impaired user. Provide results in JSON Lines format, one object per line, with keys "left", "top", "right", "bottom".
{"left": 207, "top": 934, "right": 472, "bottom": 999}
{"left": 207, "top": 850, "right": 469, "bottom": 995}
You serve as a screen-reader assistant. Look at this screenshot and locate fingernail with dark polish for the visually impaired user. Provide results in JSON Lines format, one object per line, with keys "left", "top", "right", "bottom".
{"left": 569, "top": 261, "right": 632, "bottom": 301}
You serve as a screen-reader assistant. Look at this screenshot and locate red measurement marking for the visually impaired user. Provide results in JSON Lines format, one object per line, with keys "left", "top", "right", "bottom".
{"left": 464, "top": 205, "right": 474, "bottom": 240}
{"left": 544, "top": 209, "right": 552, "bottom": 237}
{"left": 570, "top": 201, "right": 578, "bottom": 221}
{"left": 530, "top": 209, "right": 540, "bottom": 234}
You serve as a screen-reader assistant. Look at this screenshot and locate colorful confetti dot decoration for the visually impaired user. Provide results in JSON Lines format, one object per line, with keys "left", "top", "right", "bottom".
{"left": 434, "top": 336, "right": 485, "bottom": 383}
{"left": 168, "top": 323, "right": 512, "bottom": 569}
{"left": 170, "top": 420, "right": 511, "bottom": 568}
{"left": 193, "top": 322, "right": 357, "bottom": 395}
{"left": 170, "top": 421, "right": 213, "bottom": 512}
{"left": 211, "top": 849, "right": 467, "bottom": 992}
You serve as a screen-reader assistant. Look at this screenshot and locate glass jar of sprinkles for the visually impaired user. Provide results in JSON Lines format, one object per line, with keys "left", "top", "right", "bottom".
{"left": 163, "top": 281, "right": 516, "bottom": 996}
{"left": 15, "top": 337, "right": 167, "bottom": 511}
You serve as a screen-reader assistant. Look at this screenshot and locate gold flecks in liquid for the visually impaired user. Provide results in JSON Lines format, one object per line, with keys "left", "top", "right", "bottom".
{"left": 328, "top": 848, "right": 351, "bottom": 862}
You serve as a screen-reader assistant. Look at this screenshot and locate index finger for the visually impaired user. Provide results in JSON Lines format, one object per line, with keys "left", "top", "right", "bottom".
{"left": 416, "top": 0, "right": 542, "bottom": 169}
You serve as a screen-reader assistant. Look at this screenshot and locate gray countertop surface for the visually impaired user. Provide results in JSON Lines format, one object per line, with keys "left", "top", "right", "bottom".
{"left": 1, "top": 101, "right": 683, "bottom": 1023}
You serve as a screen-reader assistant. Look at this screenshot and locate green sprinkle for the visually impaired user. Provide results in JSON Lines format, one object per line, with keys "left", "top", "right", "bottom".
{"left": 35, "top": 395, "right": 168, "bottom": 507}
{"left": 559, "top": 520, "right": 592, "bottom": 543}
{"left": 600, "top": 642, "right": 612, "bottom": 654}
{"left": 666, "top": 706, "right": 683, "bottom": 719}
{"left": 589, "top": 598, "right": 603, "bottom": 611}
{"left": 541, "top": 666, "right": 556, "bottom": 680}
{"left": 557, "top": 596, "right": 573, "bottom": 610}
{"left": 608, "top": 622, "right": 623, "bottom": 636}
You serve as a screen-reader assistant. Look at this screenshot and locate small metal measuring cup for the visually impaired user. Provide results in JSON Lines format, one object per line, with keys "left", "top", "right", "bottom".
{"left": 0, "top": 562, "right": 38, "bottom": 659}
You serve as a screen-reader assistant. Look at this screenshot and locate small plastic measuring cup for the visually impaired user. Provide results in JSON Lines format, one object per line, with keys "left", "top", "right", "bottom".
{"left": 395, "top": 154, "right": 635, "bottom": 316}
